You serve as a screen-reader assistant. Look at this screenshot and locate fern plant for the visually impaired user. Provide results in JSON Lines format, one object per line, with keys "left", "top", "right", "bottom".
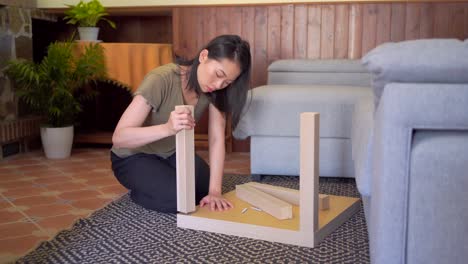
{"left": 6, "top": 41, "right": 107, "bottom": 127}
{"left": 63, "top": 0, "right": 116, "bottom": 29}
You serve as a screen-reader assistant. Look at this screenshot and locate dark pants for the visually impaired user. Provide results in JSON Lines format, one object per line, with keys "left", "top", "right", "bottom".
{"left": 110, "top": 151, "right": 210, "bottom": 213}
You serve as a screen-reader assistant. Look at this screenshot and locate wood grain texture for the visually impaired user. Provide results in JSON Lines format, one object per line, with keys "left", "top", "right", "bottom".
{"left": 319, "top": 194, "right": 330, "bottom": 210}
{"left": 174, "top": 2, "right": 468, "bottom": 84}
{"left": 38, "top": 0, "right": 468, "bottom": 10}
{"left": 320, "top": 5, "right": 335, "bottom": 59}
{"left": 236, "top": 184, "right": 293, "bottom": 220}
{"left": 246, "top": 182, "right": 300, "bottom": 205}
{"left": 204, "top": 7, "right": 218, "bottom": 42}
{"left": 419, "top": 3, "right": 434, "bottom": 39}
{"left": 176, "top": 105, "right": 196, "bottom": 214}
{"left": 391, "top": 3, "right": 406, "bottom": 42}
{"left": 307, "top": 5, "right": 321, "bottom": 59}
{"left": 465, "top": 5, "right": 468, "bottom": 37}
{"left": 300, "top": 112, "right": 319, "bottom": 233}
{"left": 281, "top": 5, "right": 295, "bottom": 59}
{"left": 450, "top": 3, "right": 466, "bottom": 39}
{"left": 294, "top": 5, "right": 308, "bottom": 59}
{"left": 245, "top": 182, "right": 330, "bottom": 210}
{"left": 267, "top": 6, "right": 281, "bottom": 64}
{"left": 434, "top": 2, "right": 450, "bottom": 38}
{"left": 172, "top": 2, "right": 468, "bottom": 151}
{"left": 376, "top": 4, "right": 391, "bottom": 45}
{"left": 405, "top": 3, "right": 421, "bottom": 40}
{"left": 348, "top": 4, "right": 362, "bottom": 59}
{"left": 362, "top": 4, "right": 377, "bottom": 55}
{"left": 334, "top": 4, "right": 349, "bottom": 59}
{"left": 254, "top": 7, "right": 268, "bottom": 87}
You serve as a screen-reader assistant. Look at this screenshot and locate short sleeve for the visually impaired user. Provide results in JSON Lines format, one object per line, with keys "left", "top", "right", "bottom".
{"left": 134, "top": 73, "right": 166, "bottom": 111}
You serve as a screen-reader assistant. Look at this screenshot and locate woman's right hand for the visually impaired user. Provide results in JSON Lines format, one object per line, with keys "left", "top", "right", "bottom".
{"left": 166, "top": 107, "right": 195, "bottom": 135}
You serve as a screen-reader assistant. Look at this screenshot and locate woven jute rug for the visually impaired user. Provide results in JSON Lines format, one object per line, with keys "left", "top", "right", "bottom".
{"left": 18, "top": 175, "right": 369, "bottom": 264}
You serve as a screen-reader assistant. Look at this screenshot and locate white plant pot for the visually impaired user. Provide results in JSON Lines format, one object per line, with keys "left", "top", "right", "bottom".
{"left": 40, "top": 126, "right": 74, "bottom": 159}
{"left": 78, "top": 27, "right": 99, "bottom": 41}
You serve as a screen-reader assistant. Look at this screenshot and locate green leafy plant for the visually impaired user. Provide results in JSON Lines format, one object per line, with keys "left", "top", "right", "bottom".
{"left": 5, "top": 41, "right": 107, "bottom": 127}
{"left": 63, "top": 0, "right": 116, "bottom": 29}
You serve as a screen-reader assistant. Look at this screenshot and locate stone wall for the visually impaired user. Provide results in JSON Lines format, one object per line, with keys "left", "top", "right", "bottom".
{"left": 0, "top": 2, "right": 55, "bottom": 121}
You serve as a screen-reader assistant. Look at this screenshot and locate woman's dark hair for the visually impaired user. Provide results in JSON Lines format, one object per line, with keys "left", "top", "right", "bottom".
{"left": 175, "top": 34, "right": 251, "bottom": 130}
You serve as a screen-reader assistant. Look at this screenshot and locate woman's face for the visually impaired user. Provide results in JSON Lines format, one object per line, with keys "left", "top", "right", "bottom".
{"left": 197, "top": 49, "right": 241, "bottom": 93}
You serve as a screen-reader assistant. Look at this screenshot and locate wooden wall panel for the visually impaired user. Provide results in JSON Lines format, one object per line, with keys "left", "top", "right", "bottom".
{"left": 348, "top": 4, "right": 362, "bottom": 59}
{"left": 465, "top": 5, "right": 468, "bottom": 37}
{"left": 204, "top": 7, "right": 218, "bottom": 42}
{"left": 434, "top": 3, "right": 450, "bottom": 38}
{"left": 451, "top": 3, "right": 466, "bottom": 39}
{"left": 267, "top": 6, "right": 282, "bottom": 64}
{"left": 172, "top": 2, "right": 468, "bottom": 151}
{"left": 253, "top": 7, "right": 268, "bottom": 87}
{"left": 194, "top": 8, "right": 205, "bottom": 52}
{"left": 216, "top": 7, "right": 231, "bottom": 35}
{"left": 241, "top": 7, "right": 255, "bottom": 52}
{"left": 334, "top": 5, "right": 349, "bottom": 59}
{"left": 320, "top": 5, "right": 335, "bottom": 58}
{"left": 280, "top": 5, "right": 294, "bottom": 59}
{"left": 405, "top": 3, "right": 421, "bottom": 40}
{"left": 307, "top": 5, "right": 321, "bottom": 59}
{"left": 420, "top": 3, "right": 434, "bottom": 38}
{"left": 294, "top": 5, "right": 308, "bottom": 59}
{"left": 231, "top": 7, "right": 244, "bottom": 36}
{"left": 375, "top": 4, "right": 391, "bottom": 45}
{"left": 172, "top": 8, "right": 181, "bottom": 53}
{"left": 362, "top": 4, "right": 377, "bottom": 55}
{"left": 391, "top": 3, "right": 406, "bottom": 41}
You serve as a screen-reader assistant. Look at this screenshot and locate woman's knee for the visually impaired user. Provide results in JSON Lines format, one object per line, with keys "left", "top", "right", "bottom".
{"left": 111, "top": 153, "right": 176, "bottom": 195}
{"left": 110, "top": 152, "right": 133, "bottom": 190}
{"left": 130, "top": 191, "right": 177, "bottom": 213}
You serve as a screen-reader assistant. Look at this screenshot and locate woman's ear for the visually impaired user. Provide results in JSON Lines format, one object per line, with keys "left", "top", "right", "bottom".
{"left": 199, "top": 49, "right": 209, "bottom": 63}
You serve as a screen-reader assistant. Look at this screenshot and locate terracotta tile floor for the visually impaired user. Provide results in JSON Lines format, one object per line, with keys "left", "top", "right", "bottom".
{"left": 0, "top": 148, "right": 250, "bottom": 263}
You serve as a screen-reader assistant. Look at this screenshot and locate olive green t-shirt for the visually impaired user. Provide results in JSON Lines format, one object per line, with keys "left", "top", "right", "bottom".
{"left": 111, "top": 63, "right": 210, "bottom": 158}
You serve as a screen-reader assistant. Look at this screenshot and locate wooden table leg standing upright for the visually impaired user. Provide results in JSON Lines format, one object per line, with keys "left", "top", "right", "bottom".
{"left": 175, "top": 105, "right": 196, "bottom": 214}
{"left": 176, "top": 112, "right": 360, "bottom": 247}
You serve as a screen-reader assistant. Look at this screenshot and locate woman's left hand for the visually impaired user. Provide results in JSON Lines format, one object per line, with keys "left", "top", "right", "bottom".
{"left": 199, "top": 193, "right": 233, "bottom": 211}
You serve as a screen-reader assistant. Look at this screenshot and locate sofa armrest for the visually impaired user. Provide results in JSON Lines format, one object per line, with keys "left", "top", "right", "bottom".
{"left": 406, "top": 131, "right": 468, "bottom": 264}
{"left": 351, "top": 97, "right": 374, "bottom": 196}
{"left": 370, "top": 83, "right": 468, "bottom": 264}
{"left": 268, "top": 59, "right": 372, "bottom": 87}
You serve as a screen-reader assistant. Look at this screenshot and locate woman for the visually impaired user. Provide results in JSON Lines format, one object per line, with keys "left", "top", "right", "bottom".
{"left": 111, "top": 35, "right": 251, "bottom": 213}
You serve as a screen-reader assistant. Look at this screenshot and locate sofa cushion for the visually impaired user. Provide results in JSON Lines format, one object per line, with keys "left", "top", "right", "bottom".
{"left": 268, "top": 59, "right": 373, "bottom": 87}
{"left": 233, "top": 84, "right": 372, "bottom": 140}
{"left": 361, "top": 39, "right": 468, "bottom": 106}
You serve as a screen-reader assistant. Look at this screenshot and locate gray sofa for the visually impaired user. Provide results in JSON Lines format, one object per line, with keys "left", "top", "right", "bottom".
{"left": 354, "top": 39, "right": 468, "bottom": 264}
{"left": 234, "top": 39, "right": 468, "bottom": 264}
{"left": 233, "top": 59, "right": 373, "bottom": 178}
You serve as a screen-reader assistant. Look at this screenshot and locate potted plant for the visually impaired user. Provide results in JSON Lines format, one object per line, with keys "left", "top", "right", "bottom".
{"left": 63, "top": 0, "right": 116, "bottom": 41}
{"left": 5, "top": 41, "right": 107, "bottom": 159}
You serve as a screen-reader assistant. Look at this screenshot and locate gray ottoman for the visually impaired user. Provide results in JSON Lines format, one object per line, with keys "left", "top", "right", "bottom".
{"left": 233, "top": 59, "right": 373, "bottom": 178}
